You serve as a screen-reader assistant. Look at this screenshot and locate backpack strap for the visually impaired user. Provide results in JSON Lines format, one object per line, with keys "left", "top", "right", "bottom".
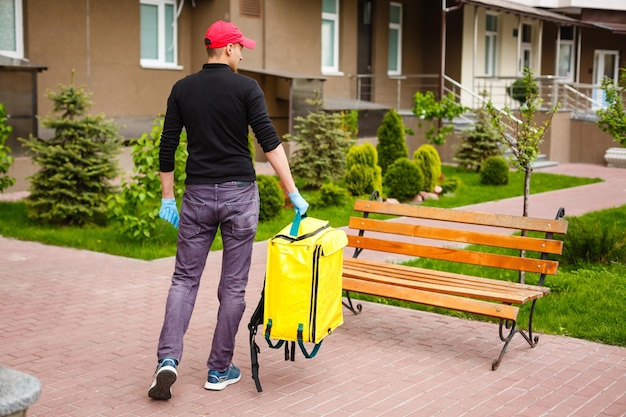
{"left": 248, "top": 287, "right": 266, "bottom": 392}
{"left": 297, "top": 323, "right": 323, "bottom": 359}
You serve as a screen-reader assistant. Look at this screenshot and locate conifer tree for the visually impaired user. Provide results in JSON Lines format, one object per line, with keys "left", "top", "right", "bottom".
{"left": 20, "top": 72, "right": 121, "bottom": 225}
{"left": 455, "top": 101, "right": 503, "bottom": 171}
{"left": 284, "top": 95, "right": 355, "bottom": 188}
{"left": 376, "top": 109, "right": 408, "bottom": 175}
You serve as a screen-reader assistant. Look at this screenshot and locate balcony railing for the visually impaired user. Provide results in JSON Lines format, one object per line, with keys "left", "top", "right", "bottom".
{"left": 352, "top": 73, "right": 612, "bottom": 121}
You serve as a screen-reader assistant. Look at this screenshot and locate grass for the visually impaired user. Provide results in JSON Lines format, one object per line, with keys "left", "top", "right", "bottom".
{"left": 0, "top": 165, "right": 602, "bottom": 260}
{"left": 2, "top": 165, "right": 622, "bottom": 347}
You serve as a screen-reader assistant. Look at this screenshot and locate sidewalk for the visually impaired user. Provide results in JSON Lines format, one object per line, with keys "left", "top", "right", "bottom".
{"left": 0, "top": 163, "right": 625, "bottom": 416}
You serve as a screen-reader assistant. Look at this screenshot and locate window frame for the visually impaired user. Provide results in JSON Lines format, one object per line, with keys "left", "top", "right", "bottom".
{"left": 0, "top": 0, "right": 24, "bottom": 59}
{"left": 519, "top": 23, "right": 532, "bottom": 75}
{"left": 484, "top": 13, "right": 498, "bottom": 77}
{"left": 556, "top": 26, "right": 575, "bottom": 81}
{"left": 140, "top": 0, "right": 181, "bottom": 70}
{"left": 387, "top": 2, "right": 402, "bottom": 76}
{"left": 321, "top": 0, "right": 341, "bottom": 75}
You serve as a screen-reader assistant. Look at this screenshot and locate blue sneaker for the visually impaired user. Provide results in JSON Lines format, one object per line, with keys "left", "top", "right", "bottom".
{"left": 204, "top": 364, "right": 241, "bottom": 391}
{"left": 148, "top": 358, "right": 178, "bottom": 400}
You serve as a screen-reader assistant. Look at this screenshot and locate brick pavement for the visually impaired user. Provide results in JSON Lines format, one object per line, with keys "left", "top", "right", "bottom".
{"left": 1, "top": 163, "right": 625, "bottom": 416}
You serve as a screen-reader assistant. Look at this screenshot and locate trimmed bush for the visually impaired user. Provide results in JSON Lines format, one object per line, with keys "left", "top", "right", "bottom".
{"left": 440, "top": 176, "right": 462, "bottom": 195}
{"left": 347, "top": 141, "right": 377, "bottom": 167}
{"left": 317, "top": 182, "right": 349, "bottom": 207}
{"left": 413, "top": 144, "right": 441, "bottom": 192}
{"left": 377, "top": 109, "right": 408, "bottom": 175}
{"left": 345, "top": 142, "right": 382, "bottom": 196}
{"left": 384, "top": 158, "right": 423, "bottom": 202}
{"left": 257, "top": 174, "right": 284, "bottom": 221}
{"left": 480, "top": 156, "right": 510, "bottom": 185}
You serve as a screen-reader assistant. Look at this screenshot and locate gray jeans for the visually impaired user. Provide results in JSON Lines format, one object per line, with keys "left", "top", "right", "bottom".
{"left": 157, "top": 181, "right": 259, "bottom": 372}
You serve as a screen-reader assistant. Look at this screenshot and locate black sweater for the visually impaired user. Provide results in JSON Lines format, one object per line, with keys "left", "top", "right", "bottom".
{"left": 159, "top": 63, "right": 281, "bottom": 184}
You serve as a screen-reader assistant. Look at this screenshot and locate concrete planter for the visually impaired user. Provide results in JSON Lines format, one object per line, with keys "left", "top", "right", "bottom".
{"left": 604, "top": 147, "right": 626, "bottom": 168}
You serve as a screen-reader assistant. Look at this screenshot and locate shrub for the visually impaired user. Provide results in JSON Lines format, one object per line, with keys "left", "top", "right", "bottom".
{"left": 257, "top": 174, "right": 284, "bottom": 221}
{"left": 376, "top": 109, "right": 408, "bottom": 175}
{"left": 596, "top": 67, "right": 626, "bottom": 147}
{"left": 345, "top": 165, "right": 376, "bottom": 197}
{"left": 344, "top": 142, "right": 382, "bottom": 196}
{"left": 559, "top": 217, "right": 626, "bottom": 266}
{"left": 384, "top": 158, "right": 423, "bottom": 202}
{"left": 316, "top": 182, "right": 349, "bottom": 207}
{"left": 283, "top": 96, "right": 355, "bottom": 188}
{"left": 413, "top": 144, "right": 441, "bottom": 192}
{"left": 507, "top": 75, "right": 538, "bottom": 105}
{"left": 108, "top": 116, "right": 187, "bottom": 240}
{"left": 455, "top": 102, "right": 503, "bottom": 171}
{"left": 19, "top": 73, "right": 121, "bottom": 226}
{"left": 0, "top": 103, "right": 15, "bottom": 193}
{"left": 440, "top": 176, "right": 462, "bottom": 195}
{"left": 479, "top": 156, "right": 510, "bottom": 185}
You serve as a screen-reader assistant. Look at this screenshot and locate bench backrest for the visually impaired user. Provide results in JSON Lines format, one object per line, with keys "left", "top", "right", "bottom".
{"left": 348, "top": 199, "right": 568, "bottom": 277}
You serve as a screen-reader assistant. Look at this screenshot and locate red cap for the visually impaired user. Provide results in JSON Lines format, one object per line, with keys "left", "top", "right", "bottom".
{"left": 204, "top": 20, "right": 256, "bottom": 49}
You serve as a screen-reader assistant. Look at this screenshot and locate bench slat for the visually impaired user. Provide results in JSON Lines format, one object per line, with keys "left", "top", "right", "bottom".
{"left": 343, "top": 259, "right": 548, "bottom": 304}
{"left": 343, "top": 276, "right": 520, "bottom": 321}
{"left": 354, "top": 200, "right": 568, "bottom": 234}
{"left": 348, "top": 217, "right": 564, "bottom": 255}
{"left": 347, "top": 235, "right": 560, "bottom": 274}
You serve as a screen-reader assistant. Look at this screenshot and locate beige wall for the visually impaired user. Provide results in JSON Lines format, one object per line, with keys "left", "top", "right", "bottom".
{"left": 25, "top": 0, "right": 194, "bottom": 121}
{"left": 570, "top": 119, "right": 617, "bottom": 164}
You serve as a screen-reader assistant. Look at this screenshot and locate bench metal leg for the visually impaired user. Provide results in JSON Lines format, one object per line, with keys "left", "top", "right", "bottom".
{"left": 493, "top": 299, "right": 540, "bottom": 370}
{"left": 342, "top": 291, "right": 362, "bottom": 315}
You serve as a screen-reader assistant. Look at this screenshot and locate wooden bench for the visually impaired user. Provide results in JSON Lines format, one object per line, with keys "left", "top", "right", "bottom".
{"left": 342, "top": 193, "right": 568, "bottom": 370}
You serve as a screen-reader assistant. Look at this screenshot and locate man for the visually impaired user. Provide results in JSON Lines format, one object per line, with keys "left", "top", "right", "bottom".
{"left": 148, "top": 20, "right": 309, "bottom": 400}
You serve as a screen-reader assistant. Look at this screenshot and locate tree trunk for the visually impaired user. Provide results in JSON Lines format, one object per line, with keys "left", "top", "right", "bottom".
{"left": 519, "top": 167, "right": 532, "bottom": 284}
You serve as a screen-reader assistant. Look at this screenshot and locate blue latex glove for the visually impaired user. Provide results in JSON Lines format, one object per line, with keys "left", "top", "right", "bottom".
{"left": 288, "top": 189, "right": 309, "bottom": 216}
{"left": 159, "top": 198, "right": 179, "bottom": 229}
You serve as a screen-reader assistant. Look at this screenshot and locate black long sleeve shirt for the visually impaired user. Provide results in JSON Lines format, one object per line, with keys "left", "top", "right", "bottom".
{"left": 159, "top": 63, "right": 281, "bottom": 184}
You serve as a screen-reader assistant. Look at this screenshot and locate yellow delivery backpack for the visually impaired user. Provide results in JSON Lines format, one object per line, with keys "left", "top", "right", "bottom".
{"left": 248, "top": 213, "right": 347, "bottom": 392}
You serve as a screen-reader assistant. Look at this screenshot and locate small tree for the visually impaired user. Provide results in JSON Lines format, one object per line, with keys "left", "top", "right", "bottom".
{"left": 376, "top": 109, "right": 408, "bottom": 175}
{"left": 0, "top": 103, "right": 16, "bottom": 193}
{"left": 455, "top": 99, "right": 504, "bottom": 171}
{"left": 597, "top": 67, "right": 626, "bottom": 147}
{"left": 412, "top": 91, "right": 466, "bottom": 145}
{"left": 487, "top": 68, "right": 558, "bottom": 283}
{"left": 284, "top": 96, "right": 355, "bottom": 188}
{"left": 487, "top": 68, "right": 558, "bottom": 219}
{"left": 20, "top": 72, "right": 121, "bottom": 225}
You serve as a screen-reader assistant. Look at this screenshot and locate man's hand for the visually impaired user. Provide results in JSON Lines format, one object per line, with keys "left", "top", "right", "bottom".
{"left": 159, "top": 198, "right": 179, "bottom": 228}
{"left": 288, "top": 190, "right": 309, "bottom": 215}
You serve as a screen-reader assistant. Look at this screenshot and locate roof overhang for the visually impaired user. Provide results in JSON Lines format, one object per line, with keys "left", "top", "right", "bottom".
{"left": 0, "top": 55, "right": 47, "bottom": 72}
{"left": 457, "top": 0, "right": 584, "bottom": 25}
{"left": 588, "top": 21, "right": 626, "bottom": 35}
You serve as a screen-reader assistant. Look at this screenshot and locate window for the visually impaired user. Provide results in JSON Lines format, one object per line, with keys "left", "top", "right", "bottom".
{"left": 322, "top": 0, "right": 340, "bottom": 74}
{"left": 519, "top": 23, "right": 532, "bottom": 74}
{"left": 557, "top": 26, "right": 575, "bottom": 81}
{"left": 388, "top": 2, "right": 402, "bottom": 75}
{"left": 140, "top": 0, "right": 179, "bottom": 69}
{"left": 0, "top": 0, "right": 23, "bottom": 59}
{"left": 592, "top": 50, "right": 620, "bottom": 108}
{"left": 484, "top": 14, "right": 497, "bottom": 76}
